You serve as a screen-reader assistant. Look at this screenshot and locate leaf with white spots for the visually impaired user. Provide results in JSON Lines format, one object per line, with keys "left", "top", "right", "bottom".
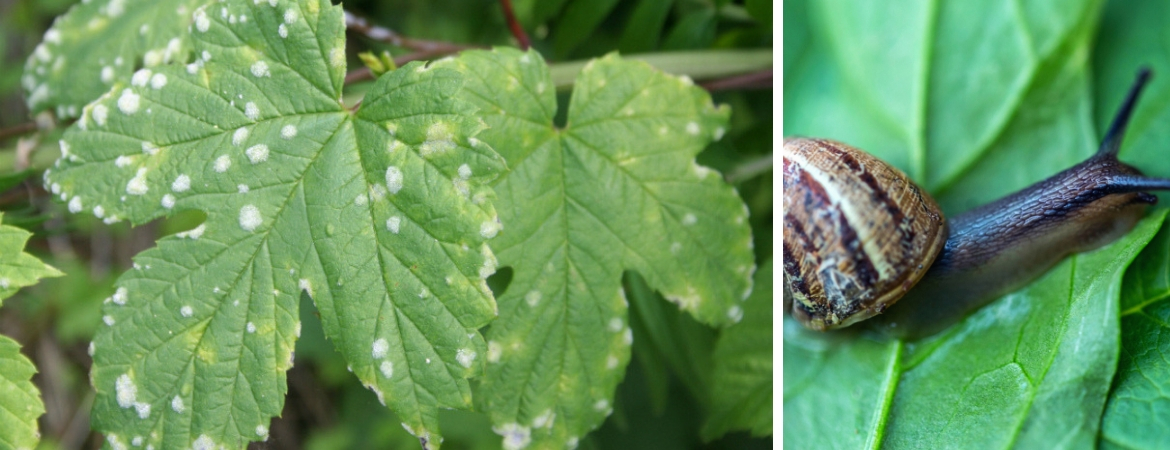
{"left": 703, "top": 259, "right": 773, "bottom": 440}
{"left": 0, "top": 213, "right": 63, "bottom": 450}
{"left": 23, "top": 0, "right": 210, "bottom": 118}
{"left": 434, "top": 49, "right": 753, "bottom": 448}
{"left": 45, "top": 0, "right": 504, "bottom": 448}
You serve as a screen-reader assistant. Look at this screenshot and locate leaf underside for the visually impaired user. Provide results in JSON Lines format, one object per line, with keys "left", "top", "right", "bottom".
{"left": 436, "top": 48, "right": 754, "bottom": 448}
{"left": 45, "top": 0, "right": 504, "bottom": 448}
{"left": 0, "top": 214, "right": 62, "bottom": 450}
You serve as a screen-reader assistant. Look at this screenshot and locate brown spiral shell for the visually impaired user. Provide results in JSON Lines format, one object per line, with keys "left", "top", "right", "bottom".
{"left": 782, "top": 138, "right": 946, "bottom": 330}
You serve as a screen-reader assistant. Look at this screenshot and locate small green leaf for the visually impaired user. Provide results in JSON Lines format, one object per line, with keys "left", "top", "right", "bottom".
{"left": 703, "top": 259, "right": 772, "bottom": 440}
{"left": 551, "top": 0, "right": 621, "bottom": 57}
{"left": 46, "top": 0, "right": 503, "bottom": 447}
{"left": 436, "top": 48, "right": 753, "bottom": 449}
{"left": 0, "top": 213, "right": 63, "bottom": 450}
{"left": 23, "top": 0, "right": 210, "bottom": 118}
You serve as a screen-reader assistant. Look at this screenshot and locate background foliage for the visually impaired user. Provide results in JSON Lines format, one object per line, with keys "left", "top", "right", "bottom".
{"left": 785, "top": 0, "right": 1170, "bottom": 448}
{"left": 0, "top": 0, "right": 773, "bottom": 448}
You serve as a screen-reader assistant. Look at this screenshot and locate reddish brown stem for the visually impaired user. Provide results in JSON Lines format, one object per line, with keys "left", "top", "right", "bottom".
{"left": 499, "top": 0, "right": 531, "bottom": 50}
{"left": 0, "top": 122, "right": 37, "bottom": 142}
{"left": 344, "top": 10, "right": 477, "bottom": 54}
{"left": 700, "top": 68, "right": 773, "bottom": 92}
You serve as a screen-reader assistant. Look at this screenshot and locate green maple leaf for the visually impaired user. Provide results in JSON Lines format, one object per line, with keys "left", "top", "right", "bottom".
{"left": 0, "top": 213, "right": 63, "bottom": 450}
{"left": 23, "top": 0, "right": 211, "bottom": 118}
{"left": 435, "top": 49, "right": 755, "bottom": 448}
{"left": 44, "top": 0, "right": 503, "bottom": 448}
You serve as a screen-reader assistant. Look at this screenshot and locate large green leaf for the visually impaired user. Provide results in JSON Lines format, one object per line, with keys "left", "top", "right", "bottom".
{"left": 23, "top": 0, "right": 210, "bottom": 118}
{"left": 45, "top": 0, "right": 503, "bottom": 447}
{"left": 435, "top": 48, "right": 753, "bottom": 448}
{"left": 784, "top": 212, "right": 1166, "bottom": 448}
{"left": 0, "top": 213, "right": 62, "bottom": 450}
{"left": 703, "top": 259, "right": 772, "bottom": 439}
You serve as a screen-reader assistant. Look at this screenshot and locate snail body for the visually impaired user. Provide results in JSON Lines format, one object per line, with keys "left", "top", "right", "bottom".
{"left": 783, "top": 69, "right": 1170, "bottom": 338}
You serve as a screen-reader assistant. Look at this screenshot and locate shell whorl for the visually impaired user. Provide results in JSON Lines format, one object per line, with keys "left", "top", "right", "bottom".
{"left": 782, "top": 138, "right": 946, "bottom": 330}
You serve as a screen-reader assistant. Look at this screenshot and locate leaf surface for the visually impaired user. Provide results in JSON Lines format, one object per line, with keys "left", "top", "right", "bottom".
{"left": 703, "top": 259, "right": 772, "bottom": 439}
{"left": 45, "top": 0, "right": 503, "bottom": 447}
{"left": 23, "top": 0, "right": 210, "bottom": 118}
{"left": 435, "top": 48, "right": 753, "bottom": 448}
{"left": 0, "top": 213, "right": 62, "bottom": 450}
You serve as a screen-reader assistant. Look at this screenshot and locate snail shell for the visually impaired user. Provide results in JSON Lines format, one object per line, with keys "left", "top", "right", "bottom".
{"left": 782, "top": 137, "right": 946, "bottom": 331}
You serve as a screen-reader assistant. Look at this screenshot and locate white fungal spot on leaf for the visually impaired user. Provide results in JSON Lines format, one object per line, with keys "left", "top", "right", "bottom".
{"left": 385, "top": 216, "right": 401, "bottom": 234}
{"left": 593, "top": 399, "right": 609, "bottom": 412}
{"left": 93, "top": 104, "right": 108, "bottom": 126}
{"left": 142, "top": 141, "right": 159, "bottom": 155}
{"left": 192, "top": 435, "right": 215, "bottom": 450}
{"left": 686, "top": 122, "right": 700, "bottom": 135}
{"left": 487, "top": 341, "right": 502, "bottom": 363}
{"left": 492, "top": 423, "right": 532, "bottom": 450}
{"left": 385, "top": 166, "right": 403, "bottom": 193}
{"left": 135, "top": 402, "right": 151, "bottom": 419}
{"left": 101, "top": 66, "right": 115, "bottom": 83}
{"left": 112, "top": 287, "right": 128, "bottom": 305}
{"left": 607, "top": 355, "right": 619, "bottom": 369}
{"left": 117, "top": 89, "right": 140, "bottom": 114}
{"left": 256, "top": 425, "right": 268, "bottom": 437}
{"left": 728, "top": 305, "right": 743, "bottom": 323}
{"left": 380, "top": 361, "right": 394, "bottom": 378}
{"left": 115, "top": 374, "right": 137, "bottom": 408}
{"left": 214, "top": 155, "right": 232, "bottom": 172}
{"left": 103, "top": 315, "right": 115, "bottom": 325}
{"left": 239, "top": 204, "right": 262, "bottom": 231}
{"left": 681, "top": 213, "right": 697, "bottom": 226}
{"left": 68, "top": 196, "right": 82, "bottom": 213}
{"left": 456, "top": 348, "right": 476, "bottom": 368}
{"left": 126, "top": 168, "right": 149, "bottom": 195}
{"left": 281, "top": 124, "right": 297, "bottom": 139}
{"left": 480, "top": 220, "right": 500, "bottom": 239}
{"left": 180, "top": 306, "right": 193, "bottom": 317}
{"left": 232, "top": 127, "right": 249, "bottom": 146}
{"left": 150, "top": 73, "right": 167, "bottom": 89}
{"left": 131, "top": 69, "right": 151, "bottom": 87}
{"left": 278, "top": 24, "right": 288, "bottom": 38}
{"left": 171, "top": 396, "right": 184, "bottom": 413}
{"left": 372, "top": 338, "right": 389, "bottom": 359}
{"left": 532, "top": 409, "right": 555, "bottom": 429}
{"left": 171, "top": 174, "right": 190, "bottom": 192}
{"left": 525, "top": 290, "right": 541, "bottom": 307}
{"left": 246, "top": 322, "right": 256, "bottom": 333}
{"left": 284, "top": 9, "right": 298, "bottom": 23}
{"left": 458, "top": 164, "right": 472, "bottom": 179}
{"left": 115, "top": 155, "right": 132, "bottom": 167}
{"left": 607, "top": 317, "right": 622, "bottom": 332}
{"left": 194, "top": 9, "right": 210, "bottom": 32}
{"left": 246, "top": 144, "right": 269, "bottom": 163}
{"left": 237, "top": 184, "right": 249, "bottom": 193}
{"left": 250, "top": 60, "right": 270, "bottom": 77}
{"left": 93, "top": 205, "right": 106, "bottom": 218}
{"left": 244, "top": 102, "right": 259, "bottom": 120}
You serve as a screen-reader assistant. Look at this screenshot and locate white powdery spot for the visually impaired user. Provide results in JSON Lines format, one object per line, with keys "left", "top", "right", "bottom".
{"left": 237, "top": 184, "right": 250, "bottom": 193}
{"left": 670, "top": 242, "right": 682, "bottom": 254}
{"left": 192, "top": 435, "right": 215, "bottom": 450}
{"left": 284, "top": 9, "right": 298, "bottom": 23}
{"left": 214, "top": 155, "right": 232, "bottom": 172}
{"left": 607, "top": 317, "right": 622, "bottom": 332}
{"left": 232, "top": 127, "right": 249, "bottom": 146}
{"left": 161, "top": 194, "right": 176, "bottom": 209}
{"left": 728, "top": 305, "right": 743, "bottom": 323}
{"left": 686, "top": 122, "right": 700, "bottom": 135}
{"left": 93, "top": 104, "right": 109, "bottom": 126}
{"left": 385, "top": 166, "right": 403, "bottom": 193}
{"left": 372, "top": 338, "right": 389, "bottom": 359}
{"left": 385, "top": 216, "right": 401, "bottom": 234}
{"left": 607, "top": 355, "right": 619, "bottom": 369}
{"left": 202, "top": 50, "right": 211, "bottom": 62}
{"left": 329, "top": 47, "right": 344, "bottom": 67}
{"left": 193, "top": 9, "right": 210, "bottom": 32}
{"left": 299, "top": 278, "right": 312, "bottom": 297}
{"left": 115, "top": 155, "right": 132, "bottom": 167}
{"left": 103, "top": 315, "right": 115, "bottom": 326}
{"left": 456, "top": 348, "right": 476, "bottom": 368}
{"left": 134, "top": 402, "right": 151, "bottom": 418}
{"left": 107, "top": 434, "right": 127, "bottom": 450}
{"left": 112, "top": 287, "right": 128, "bottom": 305}
{"left": 681, "top": 213, "right": 697, "bottom": 226}
{"left": 244, "top": 102, "right": 260, "bottom": 120}
{"left": 142, "top": 141, "right": 159, "bottom": 155}
{"left": 175, "top": 224, "right": 205, "bottom": 239}
{"left": 593, "top": 399, "right": 609, "bottom": 412}
{"left": 117, "top": 89, "right": 140, "bottom": 114}
{"left": 132, "top": 436, "right": 143, "bottom": 447}
{"left": 250, "top": 60, "right": 270, "bottom": 77}
{"left": 420, "top": 121, "right": 456, "bottom": 157}
{"left": 68, "top": 196, "right": 83, "bottom": 213}
{"left": 187, "top": 62, "right": 200, "bottom": 74}
{"left": 256, "top": 425, "right": 268, "bottom": 438}
{"left": 480, "top": 220, "right": 500, "bottom": 239}
{"left": 59, "top": 139, "right": 71, "bottom": 159}
{"left": 171, "top": 396, "right": 185, "bottom": 413}
{"left": 239, "top": 204, "right": 262, "bottom": 231}
{"left": 171, "top": 174, "right": 191, "bottom": 192}
{"left": 714, "top": 127, "right": 726, "bottom": 140}
{"left": 131, "top": 69, "right": 152, "bottom": 87}
{"left": 150, "top": 73, "right": 167, "bottom": 89}
{"left": 380, "top": 361, "right": 394, "bottom": 378}
{"left": 101, "top": 66, "right": 115, "bottom": 83}
{"left": 278, "top": 23, "right": 288, "bottom": 38}
{"left": 457, "top": 164, "right": 472, "bottom": 179}
{"left": 93, "top": 205, "right": 106, "bottom": 218}
{"left": 354, "top": 193, "right": 368, "bottom": 206}
{"left": 487, "top": 341, "right": 502, "bottom": 363}
{"left": 180, "top": 306, "right": 193, "bottom": 317}
{"left": 492, "top": 423, "right": 532, "bottom": 450}
{"left": 532, "top": 409, "right": 555, "bottom": 429}
{"left": 45, "top": 29, "right": 61, "bottom": 44}
{"left": 281, "top": 124, "right": 297, "bottom": 139}
{"left": 525, "top": 290, "right": 541, "bottom": 307}
{"left": 246, "top": 144, "right": 269, "bottom": 163}
{"left": 126, "top": 167, "right": 149, "bottom": 195}
{"left": 115, "top": 373, "right": 137, "bottom": 408}
{"left": 623, "top": 328, "right": 633, "bottom": 345}
{"left": 246, "top": 322, "right": 256, "bottom": 333}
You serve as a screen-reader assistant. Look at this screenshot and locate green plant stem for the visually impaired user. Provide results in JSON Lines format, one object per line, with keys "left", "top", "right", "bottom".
{"left": 548, "top": 49, "right": 773, "bottom": 91}
{"left": 725, "top": 154, "right": 773, "bottom": 184}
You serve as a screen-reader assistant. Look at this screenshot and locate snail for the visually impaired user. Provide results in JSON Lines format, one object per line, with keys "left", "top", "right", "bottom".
{"left": 783, "top": 69, "right": 1170, "bottom": 339}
